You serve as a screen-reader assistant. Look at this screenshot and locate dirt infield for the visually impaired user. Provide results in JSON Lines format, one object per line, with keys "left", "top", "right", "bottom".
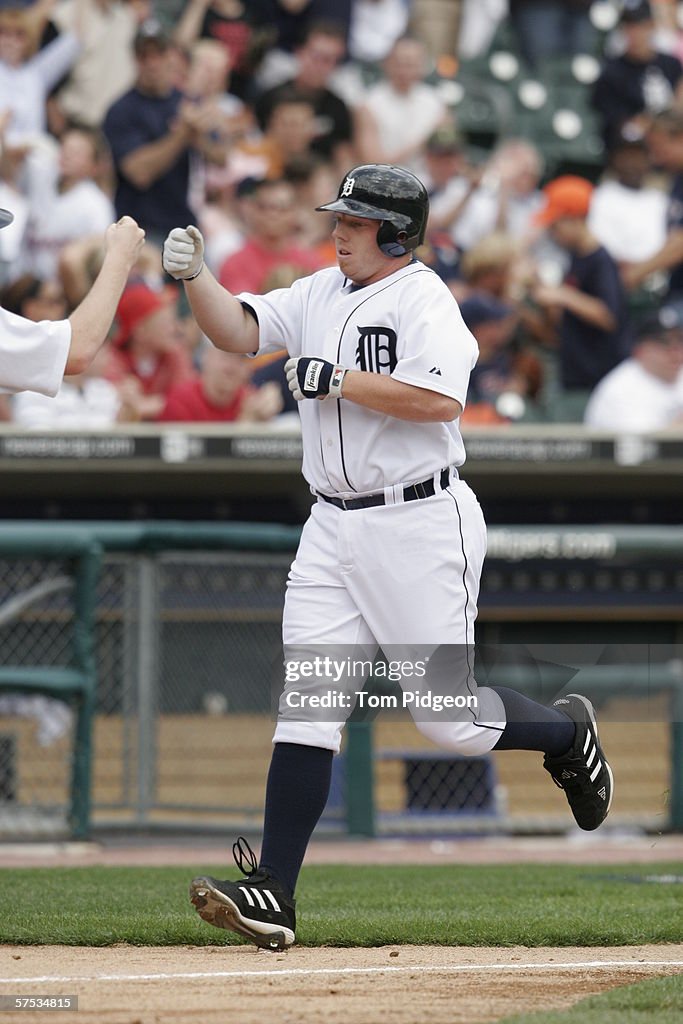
{"left": 3, "top": 832, "right": 683, "bottom": 868}
{"left": 4, "top": 943, "right": 683, "bottom": 1024}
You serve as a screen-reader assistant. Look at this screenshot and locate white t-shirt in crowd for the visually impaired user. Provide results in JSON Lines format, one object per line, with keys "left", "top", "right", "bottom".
{"left": 23, "top": 181, "right": 115, "bottom": 280}
{"left": 584, "top": 357, "right": 683, "bottom": 431}
{"left": 588, "top": 180, "right": 668, "bottom": 262}
{"left": 363, "top": 82, "right": 446, "bottom": 168}
{"left": 13, "top": 376, "right": 120, "bottom": 429}
{"left": 449, "top": 185, "right": 544, "bottom": 250}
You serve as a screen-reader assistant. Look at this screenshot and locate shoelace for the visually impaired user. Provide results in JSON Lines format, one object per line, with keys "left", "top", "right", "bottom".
{"left": 232, "top": 835, "right": 258, "bottom": 877}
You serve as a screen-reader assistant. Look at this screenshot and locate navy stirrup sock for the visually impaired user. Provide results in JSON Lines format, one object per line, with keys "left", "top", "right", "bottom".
{"left": 491, "top": 686, "right": 575, "bottom": 756}
{"left": 259, "top": 742, "right": 333, "bottom": 898}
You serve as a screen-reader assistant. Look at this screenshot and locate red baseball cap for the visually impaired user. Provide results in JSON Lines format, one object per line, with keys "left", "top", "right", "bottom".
{"left": 113, "top": 282, "right": 175, "bottom": 347}
{"left": 534, "top": 175, "right": 594, "bottom": 227}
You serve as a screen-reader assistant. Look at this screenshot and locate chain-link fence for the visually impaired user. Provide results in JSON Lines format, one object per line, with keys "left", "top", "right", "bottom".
{"left": 0, "top": 539, "right": 679, "bottom": 838}
{"left": 0, "top": 549, "right": 292, "bottom": 837}
{"left": 0, "top": 556, "right": 80, "bottom": 836}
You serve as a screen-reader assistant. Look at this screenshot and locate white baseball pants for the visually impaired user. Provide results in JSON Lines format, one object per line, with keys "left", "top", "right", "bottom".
{"left": 273, "top": 477, "right": 505, "bottom": 753}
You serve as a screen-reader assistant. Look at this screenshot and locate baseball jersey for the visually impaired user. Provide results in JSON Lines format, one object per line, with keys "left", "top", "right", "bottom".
{"left": 240, "top": 261, "right": 478, "bottom": 498}
{"left": 0, "top": 307, "right": 70, "bottom": 397}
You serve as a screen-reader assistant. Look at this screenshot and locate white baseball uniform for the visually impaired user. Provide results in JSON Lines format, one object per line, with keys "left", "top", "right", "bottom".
{"left": 239, "top": 261, "right": 506, "bottom": 753}
{"left": 0, "top": 306, "right": 70, "bottom": 396}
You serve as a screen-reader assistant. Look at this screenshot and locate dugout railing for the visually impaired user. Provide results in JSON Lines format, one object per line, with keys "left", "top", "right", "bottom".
{"left": 0, "top": 522, "right": 682, "bottom": 838}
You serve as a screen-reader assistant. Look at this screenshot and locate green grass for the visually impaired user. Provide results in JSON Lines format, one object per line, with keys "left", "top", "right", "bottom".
{"left": 497, "top": 974, "right": 683, "bottom": 1023}
{"left": 2, "top": 863, "right": 682, "bottom": 947}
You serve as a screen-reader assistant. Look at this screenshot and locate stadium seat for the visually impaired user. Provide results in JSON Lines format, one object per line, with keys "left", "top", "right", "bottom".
{"left": 509, "top": 75, "right": 605, "bottom": 177}
{"left": 450, "top": 74, "right": 514, "bottom": 147}
{"left": 545, "top": 389, "right": 593, "bottom": 422}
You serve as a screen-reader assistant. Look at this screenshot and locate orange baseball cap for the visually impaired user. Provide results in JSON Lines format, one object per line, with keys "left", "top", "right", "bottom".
{"left": 534, "top": 175, "right": 594, "bottom": 227}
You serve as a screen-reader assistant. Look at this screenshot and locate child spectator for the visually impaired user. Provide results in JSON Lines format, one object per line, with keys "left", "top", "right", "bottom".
{"left": 104, "top": 281, "right": 193, "bottom": 419}
{"left": 532, "top": 175, "right": 632, "bottom": 393}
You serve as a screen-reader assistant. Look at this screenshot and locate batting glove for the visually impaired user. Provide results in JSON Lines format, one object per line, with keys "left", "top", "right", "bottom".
{"left": 162, "top": 225, "right": 205, "bottom": 281}
{"left": 285, "top": 357, "right": 348, "bottom": 400}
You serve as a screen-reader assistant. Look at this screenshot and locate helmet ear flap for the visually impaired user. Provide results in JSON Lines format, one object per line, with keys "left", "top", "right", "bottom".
{"left": 377, "top": 220, "right": 409, "bottom": 257}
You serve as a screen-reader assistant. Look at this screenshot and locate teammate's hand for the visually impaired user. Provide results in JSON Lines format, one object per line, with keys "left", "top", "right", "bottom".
{"left": 162, "top": 225, "right": 205, "bottom": 281}
{"left": 285, "top": 356, "right": 347, "bottom": 401}
{"left": 104, "top": 216, "right": 145, "bottom": 267}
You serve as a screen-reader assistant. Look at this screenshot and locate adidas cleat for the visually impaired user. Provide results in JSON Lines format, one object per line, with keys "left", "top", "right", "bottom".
{"left": 543, "top": 693, "right": 614, "bottom": 831}
{"left": 190, "top": 838, "right": 295, "bottom": 950}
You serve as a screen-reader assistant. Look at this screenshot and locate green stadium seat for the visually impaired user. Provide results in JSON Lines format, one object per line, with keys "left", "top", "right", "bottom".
{"left": 450, "top": 75, "right": 514, "bottom": 146}
{"left": 546, "top": 389, "right": 593, "bottom": 423}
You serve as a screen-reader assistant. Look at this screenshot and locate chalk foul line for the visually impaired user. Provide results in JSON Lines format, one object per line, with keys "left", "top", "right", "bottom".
{"left": 4, "top": 960, "right": 683, "bottom": 984}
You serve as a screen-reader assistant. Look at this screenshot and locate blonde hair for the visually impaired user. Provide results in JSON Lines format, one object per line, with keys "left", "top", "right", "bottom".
{"left": 460, "top": 233, "right": 519, "bottom": 284}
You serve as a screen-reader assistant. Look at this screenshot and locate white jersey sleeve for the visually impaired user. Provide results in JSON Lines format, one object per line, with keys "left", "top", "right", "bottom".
{"left": 0, "top": 308, "right": 70, "bottom": 397}
{"left": 238, "top": 273, "right": 319, "bottom": 358}
{"left": 390, "top": 272, "right": 478, "bottom": 408}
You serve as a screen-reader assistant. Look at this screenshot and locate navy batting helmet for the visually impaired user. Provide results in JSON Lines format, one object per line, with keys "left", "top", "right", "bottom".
{"left": 0, "top": 209, "right": 14, "bottom": 230}
{"left": 316, "top": 164, "right": 429, "bottom": 258}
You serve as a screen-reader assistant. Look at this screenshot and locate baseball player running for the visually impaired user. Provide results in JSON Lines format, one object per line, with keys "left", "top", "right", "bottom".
{"left": 163, "top": 165, "right": 613, "bottom": 951}
{"left": 0, "top": 208, "right": 144, "bottom": 396}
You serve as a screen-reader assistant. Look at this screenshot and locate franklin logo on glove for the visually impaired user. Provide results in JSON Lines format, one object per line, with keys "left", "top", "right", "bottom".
{"left": 285, "top": 356, "right": 347, "bottom": 401}
{"left": 304, "top": 361, "right": 323, "bottom": 392}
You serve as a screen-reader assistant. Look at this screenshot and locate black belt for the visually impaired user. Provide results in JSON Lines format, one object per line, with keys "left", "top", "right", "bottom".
{"left": 319, "top": 467, "right": 452, "bottom": 511}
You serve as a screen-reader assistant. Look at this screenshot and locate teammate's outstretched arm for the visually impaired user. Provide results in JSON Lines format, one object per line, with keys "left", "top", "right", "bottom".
{"left": 66, "top": 216, "right": 145, "bottom": 375}
{"left": 163, "top": 226, "right": 259, "bottom": 354}
{"left": 285, "top": 356, "right": 461, "bottom": 423}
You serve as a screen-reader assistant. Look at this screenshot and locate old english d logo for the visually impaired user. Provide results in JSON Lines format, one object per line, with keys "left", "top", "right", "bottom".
{"left": 356, "top": 326, "right": 398, "bottom": 374}
{"left": 341, "top": 176, "right": 355, "bottom": 197}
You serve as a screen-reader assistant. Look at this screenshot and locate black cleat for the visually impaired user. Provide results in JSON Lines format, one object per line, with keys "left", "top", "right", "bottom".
{"left": 190, "top": 838, "right": 296, "bottom": 950}
{"left": 543, "top": 693, "right": 614, "bottom": 831}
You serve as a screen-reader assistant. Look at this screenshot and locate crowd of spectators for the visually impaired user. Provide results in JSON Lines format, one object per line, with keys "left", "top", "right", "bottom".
{"left": 1, "top": 0, "right": 683, "bottom": 432}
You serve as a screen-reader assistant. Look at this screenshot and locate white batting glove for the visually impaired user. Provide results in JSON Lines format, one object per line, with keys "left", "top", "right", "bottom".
{"left": 285, "top": 356, "right": 347, "bottom": 401}
{"left": 162, "top": 225, "right": 205, "bottom": 281}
